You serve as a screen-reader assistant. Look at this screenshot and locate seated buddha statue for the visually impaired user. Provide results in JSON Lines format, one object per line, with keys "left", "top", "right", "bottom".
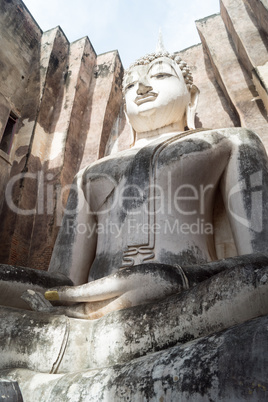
{"left": 30, "top": 49, "right": 268, "bottom": 319}
{"left": 1, "top": 49, "right": 268, "bottom": 402}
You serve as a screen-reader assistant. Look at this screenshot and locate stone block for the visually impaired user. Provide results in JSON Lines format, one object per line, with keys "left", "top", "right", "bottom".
{"left": 58, "top": 36, "right": 97, "bottom": 189}
{"left": 220, "top": 0, "right": 268, "bottom": 75}
{"left": 79, "top": 51, "right": 124, "bottom": 168}
{"left": 0, "top": 0, "right": 44, "bottom": 266}
{"left": 0, "top": 0, "right": 41, "bottom": 109}
{"left": 253, "top": 62, "right": 268, "bottom": 113}
{"left": 244, "top": 0, "right": 268, "bottom": 35}
{"left": 196, "top": 14, "right": 268, "bottom": 147}
{"left": 178, "top": 44, "right": 240, "bottom": 129}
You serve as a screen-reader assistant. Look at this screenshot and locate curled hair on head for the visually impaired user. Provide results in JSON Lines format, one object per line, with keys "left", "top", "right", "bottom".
{"left": 123, "top": 52, "right": 193, "bottom": 92}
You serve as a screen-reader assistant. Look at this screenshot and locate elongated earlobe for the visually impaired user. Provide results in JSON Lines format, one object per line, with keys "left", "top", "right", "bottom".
{"left": 124, "top": 108, "right": 136, "bottom": 147}
{"left": 186, "top": 85, "right": 200, "bottom": 130}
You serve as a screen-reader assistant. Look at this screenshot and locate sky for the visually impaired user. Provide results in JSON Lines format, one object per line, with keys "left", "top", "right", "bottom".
{"left": 23, "top": 0, "right": 220, "bottom": 69}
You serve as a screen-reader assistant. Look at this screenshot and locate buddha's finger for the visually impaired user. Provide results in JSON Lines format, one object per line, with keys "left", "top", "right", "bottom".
{"left": 22, "top": 290, "right": 54, "bottom": 312}
{"left": 44, "top": 268, "right": 144, "bottom": 303}
{"left": 44, "top": 280, "right": 123, "bottom": 303}
{"left": 45, "top": 264, "right": 185, "bottom": 304}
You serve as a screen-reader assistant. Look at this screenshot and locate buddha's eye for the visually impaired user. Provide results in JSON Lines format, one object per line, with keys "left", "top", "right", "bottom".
{"left": 125, "top": 83, "right": 135, "bottom": 91}
{"left": 151, "top": 73, "right": 172, "bottom": 79}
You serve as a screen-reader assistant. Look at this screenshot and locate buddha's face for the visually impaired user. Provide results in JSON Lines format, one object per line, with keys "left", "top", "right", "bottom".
{"left": 123, "top": 57, "right": 191, "bottom": 133}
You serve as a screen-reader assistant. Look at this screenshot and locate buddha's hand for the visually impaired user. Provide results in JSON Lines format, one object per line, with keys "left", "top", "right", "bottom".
{"left": 44, "top": 263, "right": 188, "bottom": 319}
{"left": 21, "top": 290, "right": 55, "bottom": 313}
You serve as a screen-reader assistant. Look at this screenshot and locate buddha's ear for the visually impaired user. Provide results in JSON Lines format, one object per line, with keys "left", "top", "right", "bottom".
{"left": 124, "top": 107, "right": 136, "bottom": 147}
{"left": 186, "top": 85, "right": 200, "bottom": 130}
{"left": 129, "top": 127, "right": 136, "bottom": 147}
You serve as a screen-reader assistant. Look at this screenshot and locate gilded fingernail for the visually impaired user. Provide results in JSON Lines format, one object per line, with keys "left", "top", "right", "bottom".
{"left": 45, "top": 290, "right": 59, "bottom": 301}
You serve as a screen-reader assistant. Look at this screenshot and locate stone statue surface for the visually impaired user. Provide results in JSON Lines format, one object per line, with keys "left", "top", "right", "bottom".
{"left": 1, "top": 49, "right": 268, "bottom": 401}
{"left": 42, "top": 50, "right": 268, "bottom": 319}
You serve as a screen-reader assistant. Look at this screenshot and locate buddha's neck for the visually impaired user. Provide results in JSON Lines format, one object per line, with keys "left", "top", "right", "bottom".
{"left": 134, "top": 121, "right": 186, "bottom": 148}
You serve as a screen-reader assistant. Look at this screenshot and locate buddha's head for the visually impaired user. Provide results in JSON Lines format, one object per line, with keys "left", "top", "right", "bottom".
{"left": 123, "top": 52, "right": 199, "bottom": 139}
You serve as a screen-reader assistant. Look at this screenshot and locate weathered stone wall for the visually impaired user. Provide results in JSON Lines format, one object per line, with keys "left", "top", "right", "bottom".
{"left": 0, "top": 0, "right": 124, "bottom": 269}
{"left": 0, "top": 0, "right": 42, "bottom": 266}
{"left": 0, "top": 0, "right": 267, "bottom": 270}
{"left": 196, "top": 0, "right": 268, "bottom": 147}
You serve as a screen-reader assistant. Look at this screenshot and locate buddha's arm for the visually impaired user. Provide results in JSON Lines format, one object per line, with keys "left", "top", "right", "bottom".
{"left": 220, "top": 129, "right": 268, "bottom": 255}
{"left": 48, "top": 169, "right": 97, "bottom": 285}
{"left": 24, "top": 264, "right": 186, "bottom": 319}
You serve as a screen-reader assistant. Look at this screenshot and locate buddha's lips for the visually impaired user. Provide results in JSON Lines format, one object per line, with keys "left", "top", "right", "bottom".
{"left": 135, "top": 92, "right": 158, "bottom": 105}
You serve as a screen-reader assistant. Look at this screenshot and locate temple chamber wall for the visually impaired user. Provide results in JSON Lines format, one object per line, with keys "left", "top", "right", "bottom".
{"left": 0, "top": 0, "right": 267, "bottom": 270}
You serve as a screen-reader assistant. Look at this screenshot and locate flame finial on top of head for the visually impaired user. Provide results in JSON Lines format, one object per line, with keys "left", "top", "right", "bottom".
{"left": 123, "top": 30, "right": 194, "bottom": 91}
{"left": 156, "top": 28, "right": 166, "bottom": 53}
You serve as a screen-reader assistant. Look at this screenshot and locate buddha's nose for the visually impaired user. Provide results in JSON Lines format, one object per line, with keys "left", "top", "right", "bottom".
{"left": 137, "top": 82, "right": 153, "bottom": 95}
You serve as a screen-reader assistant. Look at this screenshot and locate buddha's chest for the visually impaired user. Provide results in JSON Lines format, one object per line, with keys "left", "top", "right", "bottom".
{"left": 87, "top": 132, "right": 232, "bottom": 277}
{"left": 85, "top": 132, "right": 230, "bottom": 216}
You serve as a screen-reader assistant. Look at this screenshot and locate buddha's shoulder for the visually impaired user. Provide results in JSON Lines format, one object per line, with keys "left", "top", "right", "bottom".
{"left": 80, "top": 147, "right": 137, "bottom": 181}
{"left": 177, "top": 127, "right": 262, "bottom": 149}
{"left": 76, "top": 128, "right": 263, "bottom": 180}
{"left": 195, "top": 127, "right": 261, "bottom": 142}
